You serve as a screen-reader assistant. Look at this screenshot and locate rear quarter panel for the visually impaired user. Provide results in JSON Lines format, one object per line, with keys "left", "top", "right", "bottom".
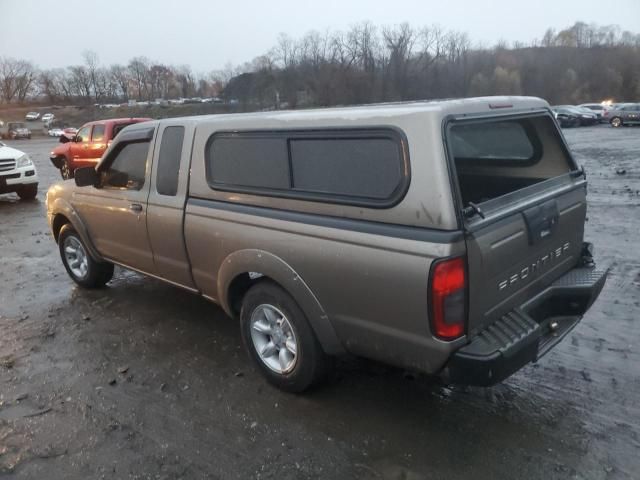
{"left": 184, "top": 110, "right": 466, "bottom": 372}
{"left": 185, "top": 202, "right": 466, "bottom": 372}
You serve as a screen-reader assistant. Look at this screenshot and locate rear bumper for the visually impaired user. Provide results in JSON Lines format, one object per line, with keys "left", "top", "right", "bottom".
{"left": 442, "top": 266, "right": 607, "bottom": 386}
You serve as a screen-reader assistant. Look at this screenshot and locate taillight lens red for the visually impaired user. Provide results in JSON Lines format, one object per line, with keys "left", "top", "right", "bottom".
{"left": 430, "top": 257, "right": 467, "bottom": 340}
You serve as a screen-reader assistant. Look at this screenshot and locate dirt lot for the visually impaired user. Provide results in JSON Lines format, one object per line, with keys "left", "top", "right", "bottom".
{"left": 0, "top": 126, "right": 639, "bottom": 479}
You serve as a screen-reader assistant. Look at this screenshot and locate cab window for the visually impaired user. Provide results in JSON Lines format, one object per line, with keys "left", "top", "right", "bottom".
{"left": 76, "top": 126, "right": 91, "bottom": 143}
{"left": 156, "top": 126, "right": 185, "bottom": 196}
{"left": 92, "top": 124, "right": 105, "bottom": 142}
{"left": 102, "top": 141, "right": 150, "bottom": 190}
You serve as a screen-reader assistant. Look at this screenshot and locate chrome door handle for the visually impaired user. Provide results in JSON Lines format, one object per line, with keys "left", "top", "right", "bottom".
{"left": 129, "top": 203, "right": 143, "bottom": 213}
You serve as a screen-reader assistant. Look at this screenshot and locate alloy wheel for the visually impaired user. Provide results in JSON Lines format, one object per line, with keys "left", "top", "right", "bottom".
{"left": 63, "top": 236, "right": 89, "bottom": 279}
{"left": 249, "top": 304, "right": 299, "bottom": 374}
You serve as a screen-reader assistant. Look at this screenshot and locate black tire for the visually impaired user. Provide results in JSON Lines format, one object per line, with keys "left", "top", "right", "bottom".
{"left": 58, "top": 224, "right": 113, "bottom": 288}
{"left": 60, "top": 159, "right": 74, "bottom": 180}
{"left": 17, "top": 183, "right": 38, "bottom": 200}
{"left": 610, "top": 117, "right": 623, "bottom": 128}
{"left": 240, "top": 281, "right": 331, "bottom": 392}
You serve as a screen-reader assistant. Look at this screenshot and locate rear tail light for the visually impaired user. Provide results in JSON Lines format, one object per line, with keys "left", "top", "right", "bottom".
{"left": 430, "top": 257, "right": 467, "bottom": 340}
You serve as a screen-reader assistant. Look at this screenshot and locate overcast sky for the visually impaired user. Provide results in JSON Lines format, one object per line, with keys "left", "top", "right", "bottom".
{"left": 2, "top": 0, "right": 639, "bottom": 72}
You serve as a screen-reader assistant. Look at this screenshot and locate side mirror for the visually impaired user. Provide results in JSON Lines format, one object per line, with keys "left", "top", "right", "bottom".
{"left": 74, "top": 167, "right": 99, "bottom": 187}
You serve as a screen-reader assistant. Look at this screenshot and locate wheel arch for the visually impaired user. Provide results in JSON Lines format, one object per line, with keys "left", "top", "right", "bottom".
{"left": 49, "top": 198, "right": 103, "bottom": 262}
{"left": 218, "top": 249, "right": 344, "bottom": 355}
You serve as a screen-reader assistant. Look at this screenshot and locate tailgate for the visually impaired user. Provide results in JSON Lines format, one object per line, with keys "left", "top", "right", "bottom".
{"left": 464, "top": 176, "right": 586, "bottom": 336}
{"left": 445, "top": 111, "right": 587, "bottom": 337}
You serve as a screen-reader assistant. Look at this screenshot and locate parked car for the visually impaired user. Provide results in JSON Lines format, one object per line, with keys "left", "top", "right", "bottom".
{"left": 46, "top": 97, "right": 606, "bottom": 392}
{"left": 551, "top": 107, "right": 580, "bottom": 128}
{"left": 0, "top": 141, "right": 39, "bottom": 199}
{"left": 48, "top": 127, "right": 65, "bottom": 137}
{"left": 554, "top": 106, "right": 598, "bottom": 126}
{"left": 49, "top": 117, "right": 151, "bottom": 179}
{"left": 608, "top": 103, "right": 640, "bottom": 127}
{"left": 578, "top": 103, "right": 610, "bottom": 123}
{"left": 25, "top": 112, "right": 40, "bottom": 121}
{"left": 1, "top": 122, "right": 32, "bottom": 139}
{"left": 41, "top": 113, "right": 55, "bottom": 123}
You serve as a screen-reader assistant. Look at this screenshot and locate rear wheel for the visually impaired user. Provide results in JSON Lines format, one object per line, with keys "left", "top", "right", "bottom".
{"left": 58, "top": 224, "right": 113, "bottom": 288}
{"left": 17, "top": 183, "right": 37, "bottom": 200}
{"left": 610, "top": 117, "right": 623, "bottom": 128}
{"left": 60, "top": 159, "right": 73, "bottom": 179}
{"left": 240, "top": 281, "right": 331, "bottom": 392}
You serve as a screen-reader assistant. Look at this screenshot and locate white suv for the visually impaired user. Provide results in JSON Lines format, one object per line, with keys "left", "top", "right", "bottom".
{"left": 0, "top": 142, "right": 39, "bottom": 200}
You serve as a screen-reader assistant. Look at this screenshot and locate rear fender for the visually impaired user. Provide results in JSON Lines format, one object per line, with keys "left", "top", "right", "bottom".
{"left": 218, "top": 249, "right": 345, "bottom": 355}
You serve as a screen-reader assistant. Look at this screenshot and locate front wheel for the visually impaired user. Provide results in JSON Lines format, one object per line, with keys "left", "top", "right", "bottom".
{"left": 17, "top": 183, "right": 37, "bottom": 200}
{"left": 60, "top": 159, "right": 74, "bottom": 180}
{"left": 610, "top": 117, "right": 623, "bottom": 128}
{"left": 240, "top": 281, "right": 331, "bottom": 392}
{"left": 58, "top": 224, "right": 113, "bottom": 288}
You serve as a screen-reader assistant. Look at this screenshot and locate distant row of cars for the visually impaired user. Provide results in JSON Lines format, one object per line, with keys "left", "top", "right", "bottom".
{"left": 551, "top": 103, "right": 640, "bottom": 128}
{"left": 25, "top": 111, "right": 55, "bottom": 123}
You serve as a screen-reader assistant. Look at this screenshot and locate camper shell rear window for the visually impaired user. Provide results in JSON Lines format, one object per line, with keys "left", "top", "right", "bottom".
{"left": 447, "top": 114, "right": 575, "bottom": 207}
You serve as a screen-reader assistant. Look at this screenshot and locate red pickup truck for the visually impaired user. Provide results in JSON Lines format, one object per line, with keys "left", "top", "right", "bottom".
{"left": 50, "top": 118, "right": 151, "bottom": 179}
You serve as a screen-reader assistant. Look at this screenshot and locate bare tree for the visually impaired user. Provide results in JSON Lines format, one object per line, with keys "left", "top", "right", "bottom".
{"left": 83, "top": 50, "right": 101, "bottom": 101}
{"left": 128, "top": 57, "right": 150, "bottom": 100}
{"left": 110, "top": 64, "right": 130, "bottom": 100}
{"left": 0, "top": 58, "right": 36, "bottom": 103}
{"left": 175, "top": 65, "right": 196, "bottom": 98}
{"left": 382, "top": 23, "right": 415, "bottom": 99}
{"left": 68, "top": 65, "right": 92, "bottom": 102}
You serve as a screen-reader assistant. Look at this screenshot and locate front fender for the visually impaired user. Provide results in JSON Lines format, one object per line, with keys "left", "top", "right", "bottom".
{"left": 50, "top": 156, "right": 64, "bottom": 169}
{"left": 50, "top": 144, "right": 69, "bottom": 168}
{"left": 49, "top": 196, "right": 103, "bottom": 262}
{"left": 218, "top": 249, "right": 345, "bottom": 355}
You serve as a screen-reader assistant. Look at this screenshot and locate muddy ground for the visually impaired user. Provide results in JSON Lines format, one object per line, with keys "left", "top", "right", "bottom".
{"left": 0, "top": 126, "right": 639, "bottom": 480}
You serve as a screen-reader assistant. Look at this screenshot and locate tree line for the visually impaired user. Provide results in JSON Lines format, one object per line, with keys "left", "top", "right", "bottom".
{"left": 1, "top": 21, "right": 639, "bottom": 109}
{"left": 0, "top": 52, "right": 227, "bottom": 106}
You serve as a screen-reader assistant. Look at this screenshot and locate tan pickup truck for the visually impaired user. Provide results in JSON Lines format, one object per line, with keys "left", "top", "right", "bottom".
{"left": 46, "top": 97, "right": 606, "bottom": 392}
